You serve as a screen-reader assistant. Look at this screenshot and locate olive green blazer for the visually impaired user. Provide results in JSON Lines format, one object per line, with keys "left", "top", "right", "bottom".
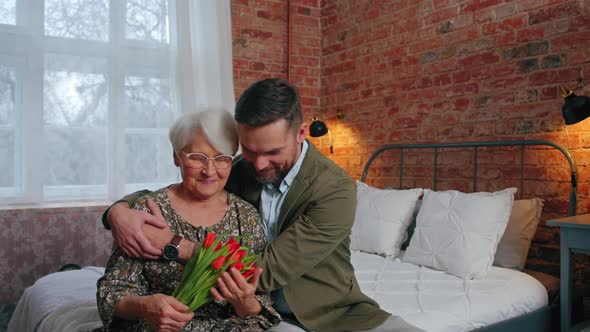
{"left": 227, "top": 141, "right": 390, "bottom": 332}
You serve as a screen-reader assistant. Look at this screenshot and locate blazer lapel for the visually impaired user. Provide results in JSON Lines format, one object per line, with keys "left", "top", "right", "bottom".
{"left": 277, "top": 142, "right": 316, "bottom": 232}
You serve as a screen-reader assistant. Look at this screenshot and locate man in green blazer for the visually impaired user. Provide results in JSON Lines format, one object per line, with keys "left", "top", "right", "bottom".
{"left": 104, "top": 79, "right": 422, "bottom": 331}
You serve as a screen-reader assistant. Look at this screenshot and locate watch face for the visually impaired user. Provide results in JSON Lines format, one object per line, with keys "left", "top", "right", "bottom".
{"left": 162, "top": 244, "right": 179, "bottom": 260}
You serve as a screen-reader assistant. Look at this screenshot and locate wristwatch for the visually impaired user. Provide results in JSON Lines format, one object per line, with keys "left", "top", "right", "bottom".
{"left": 162, "top": 235, "right": 182, "bottom": 261}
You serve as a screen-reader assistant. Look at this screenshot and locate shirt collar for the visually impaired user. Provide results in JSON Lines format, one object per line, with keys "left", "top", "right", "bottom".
{"left": 266, "top": 140, "right": 309, "bottom": 194}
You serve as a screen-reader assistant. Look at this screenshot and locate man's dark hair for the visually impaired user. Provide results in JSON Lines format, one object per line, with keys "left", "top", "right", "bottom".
{"left": 234, "top": 78, "right": 302, "bottom": 129}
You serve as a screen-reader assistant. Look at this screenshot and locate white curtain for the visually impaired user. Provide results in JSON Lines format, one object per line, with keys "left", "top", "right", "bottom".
{"left": 0, "top": 0, "right": 235, "bottom": 204}
{"left": 174, "top": 0, "right": 235, "bottom": 114}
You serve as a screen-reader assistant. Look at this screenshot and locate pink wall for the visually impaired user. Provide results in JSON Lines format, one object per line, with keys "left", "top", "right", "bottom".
{"left": 0, "top": 206, "right": 112, "bottom": 303}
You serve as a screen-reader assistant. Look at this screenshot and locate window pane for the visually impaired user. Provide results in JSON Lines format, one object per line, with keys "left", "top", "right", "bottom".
{"left": 45, "top": 0, "right": 109, "bottom": 41}
{"left": 44, "top": 128, "right": 106, "bottom": 186}
{"left": 0, "top": 129, "right": 15, "bottom": 187}
{"left": 124, "top": 76, "right": 172, "bottom": 128}
{"left": 0, "top": 0, "right": 16, "bottom": 25}
{"left": 126, "top": 0, "right": 169, "bottom": 43}
{"left": 125, "top": 132, "right": 177, "bottom": 184}
{"left": 44, "top": 69, "right": 108, "bottom": 127}
{"left": 0, "top": 64, "right": 16, "bottom": 125}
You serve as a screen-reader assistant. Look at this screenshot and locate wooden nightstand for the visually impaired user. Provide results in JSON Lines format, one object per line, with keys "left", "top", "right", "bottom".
{"left": 547, "top": 214, "right": 590, "bottom": 332}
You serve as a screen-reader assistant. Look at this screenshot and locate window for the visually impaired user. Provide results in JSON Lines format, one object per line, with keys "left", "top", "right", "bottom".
{"left": 0, "top": 0, "right": 181, "bottom": 203}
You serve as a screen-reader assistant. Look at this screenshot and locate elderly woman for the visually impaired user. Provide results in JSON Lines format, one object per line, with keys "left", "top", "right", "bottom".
{"left": 95, "top": 110, "right": 280, "bottom": 331}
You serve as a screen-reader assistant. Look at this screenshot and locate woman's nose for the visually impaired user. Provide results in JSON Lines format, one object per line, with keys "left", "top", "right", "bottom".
{"left": 201, "top": 160, "right": 217, "bottom": 174}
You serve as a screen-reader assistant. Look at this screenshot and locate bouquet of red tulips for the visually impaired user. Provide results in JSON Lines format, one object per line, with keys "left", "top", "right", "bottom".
{"left": 172, "top": 232, "right": 259, "bottom": 311}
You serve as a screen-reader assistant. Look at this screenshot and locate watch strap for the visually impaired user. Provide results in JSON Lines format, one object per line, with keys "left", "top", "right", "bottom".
{"left": 170, "top": 234, "right": 182, "bottom": 247}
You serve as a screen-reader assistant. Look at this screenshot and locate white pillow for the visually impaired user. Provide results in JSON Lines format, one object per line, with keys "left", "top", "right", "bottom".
{"left": 351, "top": 181, "right": 423, "bottom": 256}
{"left": 403, "top": 187, "right": 516, "bottom": 279}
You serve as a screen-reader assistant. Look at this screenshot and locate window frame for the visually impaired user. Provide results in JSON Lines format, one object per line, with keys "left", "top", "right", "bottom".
{"left": 0, "top": 0, "right": 179, "bottom": 204}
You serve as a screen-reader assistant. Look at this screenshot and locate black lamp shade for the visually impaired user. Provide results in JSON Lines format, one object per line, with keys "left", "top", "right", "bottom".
{"left": 309, "top": 119, "right": 328, "bottom": 137}
{"left": 562, "top": 92, "right": 590, "bottom": 125}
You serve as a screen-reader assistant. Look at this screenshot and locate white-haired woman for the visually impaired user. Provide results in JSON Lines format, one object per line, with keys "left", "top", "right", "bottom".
{"left": 95, "top": 110, "right": 280, "bottom": 332}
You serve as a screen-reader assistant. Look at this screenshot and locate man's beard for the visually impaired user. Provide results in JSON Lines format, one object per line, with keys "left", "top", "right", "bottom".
{"left": 254, "top": 164, "right": 291, "bottom": 186}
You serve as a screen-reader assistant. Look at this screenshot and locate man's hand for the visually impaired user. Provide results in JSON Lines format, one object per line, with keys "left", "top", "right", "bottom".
{"left": 141, "top": 294, "right": 194, "bottom": 332}
{"left": 211, "top": 267, "right": 263, "bottom": 317}
{"left": 109, "top": 199, "right": 168, "bottom": 259}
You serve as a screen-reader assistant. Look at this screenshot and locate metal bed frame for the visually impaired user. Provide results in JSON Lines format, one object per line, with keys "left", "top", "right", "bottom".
{"left": 359, "top": 139, "right": 578, "bottom": 332}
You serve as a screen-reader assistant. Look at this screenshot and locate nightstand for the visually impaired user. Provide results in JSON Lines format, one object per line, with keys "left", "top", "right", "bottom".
{"left": 547, "top": 214, "right": 590, "bottom": 332}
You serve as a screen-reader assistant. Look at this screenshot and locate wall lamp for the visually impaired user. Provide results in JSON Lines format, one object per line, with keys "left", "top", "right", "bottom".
{"left": 561, "top": 79, "right": 590, "bottom": 125}
{"left": 309, "top": 114, "right": 334, "bottom": 154}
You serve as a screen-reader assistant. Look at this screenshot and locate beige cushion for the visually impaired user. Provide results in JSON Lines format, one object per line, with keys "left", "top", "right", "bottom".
{"left": 493, "top": 198, "right": 544, "bottom": 270}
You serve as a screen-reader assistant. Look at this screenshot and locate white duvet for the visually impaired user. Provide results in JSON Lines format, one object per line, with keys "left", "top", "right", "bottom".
{"left": 352, "top": 251, "right": 548, "bottom": 332}
{"left": 8, "top": 253, "right": 547, "bottom": 332}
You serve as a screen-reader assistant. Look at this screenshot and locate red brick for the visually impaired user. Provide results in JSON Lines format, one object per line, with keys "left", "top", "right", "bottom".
{"left": 551, "top": 31, "right": 590, "bottom": 51}
{"left": 529, "top": 2, "right": 581, "bottom": 25}
{"left": 495, "top": 31, "right": 517, "bottom": 46}
{"left": 483, "top": 76, "right": 527, "bottom": 91}
{"left": 516, "top": 27, "right": 545, "bottom": 42}
{"left": 424, "top": 58, "right": 459, "bottom": 74}
{"left": 516, "top": 0, "right": 544, "bottom": 11}
{"left": 452, "top": 70, "right": 471, "bottom": 83}
{"left": 570, "top": 15, "right": 590, "bottom": 32}
{"left": 240, "top": 28, "right": 273, "bottom": 39}
{"left": 424, "top": 7, "right": 459, "bottom": 25}
{"left": 458, "top": 51, "right": 500, "bottom": 68}
{"left": 474, "top": 8, "right": 495, "bottom": 23}
{"left": 569, "top": 48, "right": 590, "bottom": 65}
{"left": 540, "top": 86, "right": 558, "bottom": 100}
{"left": 415, "top": 77, "right": 433, "bottom": 89}
{"left": 482, "top": 16, "right": 526, "bottom": 34}
{"left": 461, "top": 0, "right": 503, "bottom": 12}
{"left": 453, "top": 98, "right": 471, "bottom": 110}
{"left": 433, "top": 73, "right": 452, "bottom": 86}
{"left": 446, "top": 82, "right": 479, "bottom": 96}
{"left": 434, "top": 0, "right": 452, "bottom": 9}
{"left": 528, "top": 68, "right": 582, "bottom": 86}
{"left": 249, "top": 61, "right": 267, "bottom": 71}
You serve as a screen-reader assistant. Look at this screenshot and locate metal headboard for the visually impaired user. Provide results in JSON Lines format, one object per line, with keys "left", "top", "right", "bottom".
{"left": 360, "top": 140, "right": 578, "bottom": 216}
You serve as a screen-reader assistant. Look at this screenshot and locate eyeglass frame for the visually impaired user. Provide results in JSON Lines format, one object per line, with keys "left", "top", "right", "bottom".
{"left": 177, "top": 151, "right": 235, "bottom": 169}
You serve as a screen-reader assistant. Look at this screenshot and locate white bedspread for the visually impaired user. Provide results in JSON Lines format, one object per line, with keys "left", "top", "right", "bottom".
{"left": 8, "top": 253, "right": 548, "bottom": 332}
{"left": 7, "top": 267, "right": 104, "bottom": 332}
{"left": 352, "top": 251, "right": 548, "bottom": 332}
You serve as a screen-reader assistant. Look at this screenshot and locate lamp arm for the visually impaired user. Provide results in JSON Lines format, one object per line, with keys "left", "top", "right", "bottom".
{"left": 328, "top": 130, "right": 333, "bottom": 155}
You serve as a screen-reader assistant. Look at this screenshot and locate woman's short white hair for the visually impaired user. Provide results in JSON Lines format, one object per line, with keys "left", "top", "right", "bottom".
{"left": 169, "top": 109, "right": 239, "bottom": 155}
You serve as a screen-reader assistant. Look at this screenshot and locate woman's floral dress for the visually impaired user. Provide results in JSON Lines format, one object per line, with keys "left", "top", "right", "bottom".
{"left": 95, "top": 188, "right": 281, "bottom": 332}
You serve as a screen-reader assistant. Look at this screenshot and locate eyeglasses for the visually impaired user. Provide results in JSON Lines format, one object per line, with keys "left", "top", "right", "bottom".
{"left": 179, "top": 151, "right": 234, "bottom": 170}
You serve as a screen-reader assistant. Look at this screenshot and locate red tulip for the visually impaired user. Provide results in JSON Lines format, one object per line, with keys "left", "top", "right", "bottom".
{"left": 211, "top": 256, "right": 227, "bottom": 270}
{"left": 242, "top": 268, "right": 255, "bottom": 279}
{"left": 230, "top": 261, "right": 244, "bottom": 271}
{"left": 203, "top": 232, "right": 215, "bottom": 248}
{"left": 227, "top": 238, "right": 240, "bottom": 254}
{"left": 231, "top": 250, "right": 246, "bottom": 262}
{"left": 214, "top": 242, "right": 222, "bottom": 252}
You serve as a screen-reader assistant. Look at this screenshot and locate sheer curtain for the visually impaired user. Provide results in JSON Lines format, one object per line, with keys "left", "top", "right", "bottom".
{"left": 0, "top": 0, "right": 235, "bottom": 205}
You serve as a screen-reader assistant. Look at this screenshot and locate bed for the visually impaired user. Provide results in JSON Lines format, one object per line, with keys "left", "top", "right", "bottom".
{"left": 8, "top": 139, "right": 575, "bottom": 332}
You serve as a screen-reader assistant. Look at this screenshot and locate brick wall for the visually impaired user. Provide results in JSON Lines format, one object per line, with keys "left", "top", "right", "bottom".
{"left": 2, "top": 0, "right": 588, "bottom": 305}
{"left": 231, "top": 0, "right": 321, "bottom": 117}
{"left": 319, "top": 0, "right": 590, "bottom": 295}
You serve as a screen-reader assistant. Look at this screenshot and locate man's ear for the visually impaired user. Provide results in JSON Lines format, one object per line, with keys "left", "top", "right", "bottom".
{"left": 173, "top": 151, "right": 180, "bottom": 167}
{"left": 296, "top": 122, "right": 308, "bottom": 144}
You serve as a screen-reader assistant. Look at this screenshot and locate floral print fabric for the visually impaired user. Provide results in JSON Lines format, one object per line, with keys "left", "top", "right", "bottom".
{"left": 95, "top": 188, "right": 280, "bottom": 331}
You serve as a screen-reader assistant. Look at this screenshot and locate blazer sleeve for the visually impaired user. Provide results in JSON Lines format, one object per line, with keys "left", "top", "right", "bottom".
{"left": 101, "top": 190, "right": 151, "bottom": 230}
{"left": 256, "top": 177, "right": 357, "bottom": 292}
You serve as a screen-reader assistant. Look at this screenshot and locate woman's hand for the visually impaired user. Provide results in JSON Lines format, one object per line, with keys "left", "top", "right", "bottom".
{"left": 211, "top": 267, "right": 264, "bottom": 317}
{"left": 110, "top": 199, "right": 167, "bottom": 259}
{"left": 141, "top": 294, "right": 194, "bottom": 332}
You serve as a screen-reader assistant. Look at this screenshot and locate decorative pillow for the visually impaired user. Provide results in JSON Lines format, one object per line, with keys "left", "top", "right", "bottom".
{"left": 351, "top": 181, "right": 423, "bottom": 256}
{"left": 494, "top": 198, "right": 544, "bottom": 270}
{"left": 403, "top": 187, "right": 516, "bottom": 279}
